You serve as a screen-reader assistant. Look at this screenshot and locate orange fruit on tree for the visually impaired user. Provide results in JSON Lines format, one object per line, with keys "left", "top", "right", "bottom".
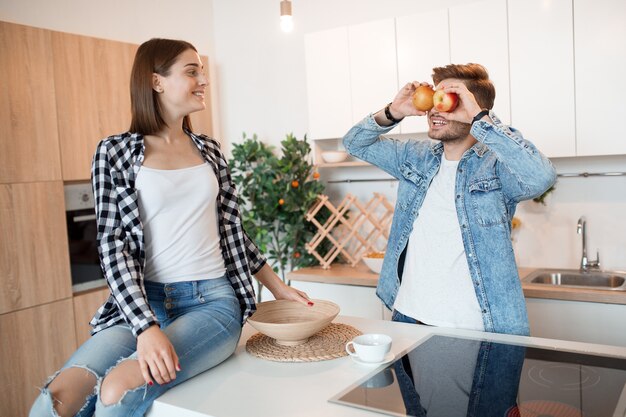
{"left": 312, "top": 172, "right": 320, "bottom": 179}
{"left": 412, "top": 85, "right": 435, "bottom": 111}
{"left": 278, "top": 198, "right": 285, "bottom": 205}
{"left": 291, "top": 180, "right": 299, "bottom": 188}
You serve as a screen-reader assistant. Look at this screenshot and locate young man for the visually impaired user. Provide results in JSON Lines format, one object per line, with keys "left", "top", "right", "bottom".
{"left": 343, "top": 63, "right": 556, "bottom": 336}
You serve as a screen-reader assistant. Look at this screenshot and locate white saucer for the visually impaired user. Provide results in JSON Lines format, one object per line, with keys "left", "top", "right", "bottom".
{"left": 350, "top": 352, "right": 395, "bottom": 366}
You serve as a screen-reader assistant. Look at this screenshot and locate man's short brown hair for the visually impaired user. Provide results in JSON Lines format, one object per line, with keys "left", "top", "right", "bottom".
{"left": 432, "top": 63, "right": 495, "bottom": 110}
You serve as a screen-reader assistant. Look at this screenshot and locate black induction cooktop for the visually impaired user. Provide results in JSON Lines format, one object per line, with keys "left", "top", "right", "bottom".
{"left": 330, "top": 335, "right": 626, "bottom": 417}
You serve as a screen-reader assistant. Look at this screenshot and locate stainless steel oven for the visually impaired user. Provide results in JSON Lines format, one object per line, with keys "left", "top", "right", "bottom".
{"left": 64, "top": 182, "right": 105, "bottom": 292}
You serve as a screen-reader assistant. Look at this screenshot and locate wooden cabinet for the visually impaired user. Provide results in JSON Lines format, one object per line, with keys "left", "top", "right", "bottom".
{"left": 0, "top": 21, "right": 62, "bottom": 184}
{"left": 52, "top": 32, "right": 137, "bottom": 181}
{"left": 52, "top": 34, "right": 214, "bottom": 181}
{"left": 0, "top": 181, "right": 72, "bottom": 314}
{"left": 574, "top": 0, "right": 626, "bottom": 156}
{"left": 508, "top": 0, "right": 576, "bottom": 158}
{"left": 348, "top": 19, "right": 399, "bottom": 133}
{"left": 304, "top": 27, "right": 352, "bottom": 140}
{"left": 449, "top": 0, "right": 511, "bottom": 124}
{"left": 396, "top": 9, "right": 450, "bottom": 134}
{"left": 73, "top": 287, "right": 109, "bottom": 346}
{"left": 0, "top": 299, "right": 77, "bottom": 417}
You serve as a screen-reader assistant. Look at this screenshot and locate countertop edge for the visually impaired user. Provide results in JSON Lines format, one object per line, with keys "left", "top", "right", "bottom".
{"left": 287, "top": 265, "right": 626, "bottom": 305}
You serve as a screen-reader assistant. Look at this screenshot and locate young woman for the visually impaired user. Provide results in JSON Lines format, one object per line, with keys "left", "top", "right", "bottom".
{"left": 30, "top": 38, "right": 310, "bottom": 417}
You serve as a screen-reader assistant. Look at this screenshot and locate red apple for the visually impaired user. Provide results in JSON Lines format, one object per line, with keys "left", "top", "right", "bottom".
{"left": 412, "top": 85, "right": 435, "bottom": 111}
{"left": 432, "top": 89, "right": 459, "bottom": 112}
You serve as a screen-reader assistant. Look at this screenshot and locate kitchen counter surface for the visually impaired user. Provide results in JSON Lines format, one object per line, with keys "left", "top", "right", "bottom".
{"left": 148, "top": 315, "right": 626, "bottom": 417}
{"left": 287, "top": 264, "right": 626, "bottom": 305}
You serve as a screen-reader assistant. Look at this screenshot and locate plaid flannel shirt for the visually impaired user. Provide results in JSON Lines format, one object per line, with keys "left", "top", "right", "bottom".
{"left": 89, "top": 130, "right": 264, "bottom": 337}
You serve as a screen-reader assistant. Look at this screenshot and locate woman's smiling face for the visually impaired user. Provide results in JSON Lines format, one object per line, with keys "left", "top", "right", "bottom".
{"left": 155, "top": 48, "right": 208, "bottom": 119}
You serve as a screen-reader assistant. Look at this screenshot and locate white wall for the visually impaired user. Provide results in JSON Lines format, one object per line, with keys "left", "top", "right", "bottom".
{"left": 210, "top": 0, "right": 471, "bottom": 150}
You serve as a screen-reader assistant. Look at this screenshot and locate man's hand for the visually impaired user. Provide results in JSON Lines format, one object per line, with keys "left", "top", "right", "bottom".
{"left": 375, "top": 81, "right": 430, "bottom": 126}
{"left": 389, "top": 81, "right": 432, "bottom": 119}
{"left": 433, "top": 81, "right": 483, "bottom": 124}
{"left": 137, "top": 325, "right": 180, "bottom": 386}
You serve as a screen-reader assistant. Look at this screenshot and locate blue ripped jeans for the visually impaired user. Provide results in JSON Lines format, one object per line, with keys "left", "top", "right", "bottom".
{"left": 29, "top": 276, "right": 242, "bottom": 417}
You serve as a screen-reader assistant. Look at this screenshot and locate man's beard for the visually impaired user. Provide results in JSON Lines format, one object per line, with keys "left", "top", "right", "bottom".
{"left": 428, "top": 120, "right": 471, "bottom": 142}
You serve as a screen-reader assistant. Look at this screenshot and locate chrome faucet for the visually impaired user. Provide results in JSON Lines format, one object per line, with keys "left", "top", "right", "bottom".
{"left": 577, "top": 216, "right": 600, "bottom": 271}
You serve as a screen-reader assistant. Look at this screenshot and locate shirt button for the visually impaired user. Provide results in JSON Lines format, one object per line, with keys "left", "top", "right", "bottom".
{"left": 462, "top": 224, "right": 467, "bottom": 228}
{"left": 456, "top": 194, "right": 460, "bottom": 199}
{"left": 482, "top": 309, "right": 487, "bottom": 313}
{"left": 468, "top": 253, "right": 473, "bottom": 257}
{"left": 165, "top": 303, "right": 172, "bottom": 309}
{"left": 475, "top": 281, "right": 480, "bottom": 286}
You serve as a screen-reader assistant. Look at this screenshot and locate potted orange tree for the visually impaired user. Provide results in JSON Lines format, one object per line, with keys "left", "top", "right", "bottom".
{"left": 229, "top": 133, "right": 326, "bottom": 299}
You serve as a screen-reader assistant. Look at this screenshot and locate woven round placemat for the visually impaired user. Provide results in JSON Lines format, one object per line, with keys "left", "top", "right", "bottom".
{"left": 246, "top": 323, "right": 362, "bottom": 362}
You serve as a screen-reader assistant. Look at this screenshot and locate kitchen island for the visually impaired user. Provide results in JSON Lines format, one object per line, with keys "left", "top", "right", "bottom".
{"left": 147, "top": 315, "right": 626, "bottom": 417}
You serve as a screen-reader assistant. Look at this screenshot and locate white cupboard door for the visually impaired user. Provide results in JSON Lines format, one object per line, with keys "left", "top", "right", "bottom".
{"left": 449, "top": 0, "right": 511, "bottom": 124}
{"left": 305, "top": 27, "right": 352, "bottom": 140}
{"left": 574, "top": 0, "right": 626, "bottom": 156}
{"left": 508, "top": 0, "right": 576, "bottom": 157}
{"left": 396, "top": 9, "right": 450, "bottom": 134}
{"left": 348, "top": 19, "right": 400, "bottom": 133}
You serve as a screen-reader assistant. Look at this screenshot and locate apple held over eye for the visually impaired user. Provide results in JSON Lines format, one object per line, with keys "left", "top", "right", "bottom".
{"left": 412, "top": 85, "right": 435, "bottom": 111}
{"left": 432, "top": 89, "right": 459, "bottom": 112}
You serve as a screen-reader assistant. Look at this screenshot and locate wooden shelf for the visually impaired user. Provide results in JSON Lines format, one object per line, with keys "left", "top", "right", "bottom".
{"left": 287, "top": 263, "right": 379, "bottom": 287}
{"left": 316, "top": 161, "right": 370, "bottom": 168}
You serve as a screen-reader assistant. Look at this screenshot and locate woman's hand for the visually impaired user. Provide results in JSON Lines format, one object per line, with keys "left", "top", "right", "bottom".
{"left": 254, "top": 263, "right": 312, "bottom": 306}
{"left": 271, "top": 282, "right": 312, "bottom": 306}
{"left": 136, "top": 325, "right": 180, "bottom": 386}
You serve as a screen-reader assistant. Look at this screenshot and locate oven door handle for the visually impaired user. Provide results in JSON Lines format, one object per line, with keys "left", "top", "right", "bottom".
{"left": 73, "top": 214, "right": 96, "bottom": 222}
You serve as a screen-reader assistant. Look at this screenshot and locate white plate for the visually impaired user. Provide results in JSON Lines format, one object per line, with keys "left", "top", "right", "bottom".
{"left": 349, "top": 352, "right": 395, "bottom": 366}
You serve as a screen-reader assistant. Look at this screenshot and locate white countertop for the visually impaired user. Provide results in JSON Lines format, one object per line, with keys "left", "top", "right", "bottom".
{"left": 147, "top": 315, "right": 626, "bottom": 417}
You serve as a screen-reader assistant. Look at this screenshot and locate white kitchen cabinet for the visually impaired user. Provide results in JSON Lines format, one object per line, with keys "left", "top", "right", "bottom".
{"left": 396, "top": 9, "right": 451, "bottom": 134}
{"left": 574, "top": 0, "right": 626, "bottom": 156}
{"left": 508, "top": 0, "right": 576, "bottom": 157}
{"left": 348, "top": 18, "right": 400, "bottom": 133}
{"left": 526, "top": 297, "right": 626, "bottom": 347}
{"left": 304, "top": 19, "right": 399, "bottom": 140}
{"left": 304, "top": 27, "right": 352, "bottom": 140}
{"left": 449, "top": 0, "right": 511, "bottom": 124}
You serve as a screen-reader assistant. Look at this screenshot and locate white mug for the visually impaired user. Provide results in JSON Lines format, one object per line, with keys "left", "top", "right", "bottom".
{"left": 345, "top": 333, "right": 392, "bottom": 363}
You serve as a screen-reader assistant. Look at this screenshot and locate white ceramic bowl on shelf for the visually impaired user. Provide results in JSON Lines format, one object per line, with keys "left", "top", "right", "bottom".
{"left": 362, "top": 252, "right": 385, "bottom": 274}
{"left": 247, "top": 299, "right": 340, "bottom": 346}
{"left": 321, "top": 150, "right": 349, "bottom": 163}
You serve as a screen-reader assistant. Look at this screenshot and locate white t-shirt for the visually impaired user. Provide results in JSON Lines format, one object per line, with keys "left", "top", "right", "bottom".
{"left": 136, "top": 163, "right": 226, "bottom": 283}
{"left": 394, "top": 155, "right": 484, "bottom": 331}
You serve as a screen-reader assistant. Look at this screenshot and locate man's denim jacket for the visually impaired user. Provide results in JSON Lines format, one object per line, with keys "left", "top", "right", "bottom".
{"left": 343, "top": 112, "right": 556, "bottom": 336}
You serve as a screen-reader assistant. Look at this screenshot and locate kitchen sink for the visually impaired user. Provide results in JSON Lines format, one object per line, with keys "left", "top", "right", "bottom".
{"left": 522, "top": 268, "right": 626, "bottom": 291}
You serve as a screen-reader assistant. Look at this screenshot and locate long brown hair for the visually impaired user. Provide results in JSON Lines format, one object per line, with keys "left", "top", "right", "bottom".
{"left": 432, "top": 63, "right": 495, "bottom": 110}
{"left": 129, "top": 38, "right": 197, "bottom": 134}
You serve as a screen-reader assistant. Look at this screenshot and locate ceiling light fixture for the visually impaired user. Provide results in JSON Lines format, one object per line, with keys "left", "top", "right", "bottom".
{"left": 280, "top": 0, "right": 293, "bottom": 32}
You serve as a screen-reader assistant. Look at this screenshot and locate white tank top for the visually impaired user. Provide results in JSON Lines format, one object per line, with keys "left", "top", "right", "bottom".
{"left": 135, "top": 163, "right": 226, "bottom": 283}
{"left": 394, "top": 155, "right": 484, "bottom": 331}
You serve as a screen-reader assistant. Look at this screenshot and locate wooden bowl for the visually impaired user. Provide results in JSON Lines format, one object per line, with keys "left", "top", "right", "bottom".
{"left": 247, "top": 299, "right": 340, "bottom": 346}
